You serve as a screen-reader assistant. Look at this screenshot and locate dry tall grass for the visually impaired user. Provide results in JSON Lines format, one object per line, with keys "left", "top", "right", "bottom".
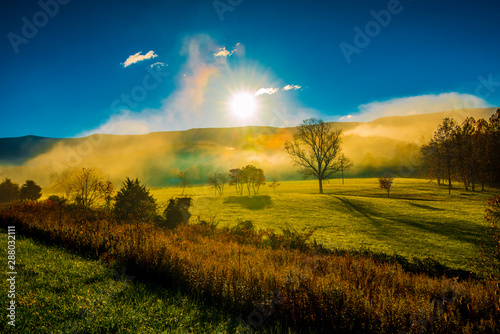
{"left": 1, "top": 201, "right": 499, "bottom": 333}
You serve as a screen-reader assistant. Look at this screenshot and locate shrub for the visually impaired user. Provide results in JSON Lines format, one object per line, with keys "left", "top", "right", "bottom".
{"left": 48, "top": 195, "right": 66, "bottom": 204}
{"left": 114, "top": 177, "right": 157, "bottom": 223}
{"left": 265, "top": 227, "right": 316, "bottom": 252}
{"left": 161, "top": 197, "right": 193, "bottom": 229}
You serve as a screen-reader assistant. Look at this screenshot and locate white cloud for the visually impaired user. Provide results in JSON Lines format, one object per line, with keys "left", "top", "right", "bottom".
{"left": 123, "top": 51, "right": 158, "bottom": 67}
{"left": 350, "top": 92, "right": 491, "bottom": 122}
{"left": 339, "top": 115, "right": 353, "bottom": 120}
{"left": 254, "top": 84, "right": 302, "bottom": 97}
{"left": 213, "top": 43, "right": 240, "bottom": 57}
{"left": 214, "top": 48, "right": 232, "bottom": 57}
{"left": 255, "top": 87, "right": 279, "bottom": 96}
{"left": 283, "top": 85, "right": 301, "bottom": 91}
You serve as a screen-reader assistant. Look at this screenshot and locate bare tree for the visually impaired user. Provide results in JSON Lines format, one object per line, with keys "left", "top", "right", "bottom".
{"left": 50, "top": 167, "right": 78, "bottom": 198}
{"left": 229, "top": 168, "right": 245, "bottom": 195}
{"left": 207, "top": 171, "right": 228, "bottom": 196}
{"left": 50, "top": 167, "right": 110, "bottom": 208}
{"left": 71, "top": 168, "right": 108, "bottom": 209}
{"left": 170, "top": 167, "right": 199, "bottom": 195}
{"left": 268, "top": 179, "right": 281, "bottom": 193}
{"left": 284, "top": 118, "right": 347, "bottom": 194}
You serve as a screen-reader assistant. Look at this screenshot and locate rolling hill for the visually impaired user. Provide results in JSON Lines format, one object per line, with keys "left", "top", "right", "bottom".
{"left": 0, "top": 107, "right": 496, "bottom": 187}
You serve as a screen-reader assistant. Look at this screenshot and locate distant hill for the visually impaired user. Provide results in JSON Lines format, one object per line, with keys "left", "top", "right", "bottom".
{"left": 0, "top": 107, "right": 497, "bottom": 187}
{"left": 0, "top": 135, "right": 61, "bottom": 165}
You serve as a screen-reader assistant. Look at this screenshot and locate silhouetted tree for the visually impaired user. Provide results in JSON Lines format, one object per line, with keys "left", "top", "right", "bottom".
{"left": 474, "top": 118, "right": 491, "bottom": 190}
{"left": 20, "top": 180, "right": 42, "bottom": 201}
{"left": 421, "top": 139, "right": 444, "bottom": 185}
{"left": 434, "top": 118, "right": 459, "bottom": 194}
{"left": 488, "top": 108, "right": 500, "bottom": 183}
{"left": 0, "top": 178, "right": 20, "bottom": 203}
{"left": 421, "top": 110, "right": 500, "bottom": 192}
{"left": 229, "top": 168, "right": 245, "bottom": 195}
{"left": 285, "top": 118, "right": 347, "bottom": 194}
{"left": 241, "top": 165, "right": 266, "bottom": 195}
{"left": 378, "top": 175, "right": 393, "bottom": 197}
{"left": 114, "top": 177, "right": 157, "bottom": 223}
{"left": 207, "top": 171, "right": 228, "bottom": 196}
{"left": 455, "top": 118, "right": 476, "bottom": 191}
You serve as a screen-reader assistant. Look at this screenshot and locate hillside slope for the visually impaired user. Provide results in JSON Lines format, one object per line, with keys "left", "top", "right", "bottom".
{"left": 0, "top": 108, "right": 496, "bottom": 186}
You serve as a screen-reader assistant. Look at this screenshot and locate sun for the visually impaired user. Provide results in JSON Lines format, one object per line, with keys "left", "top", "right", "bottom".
{"left": 231, "top": 93, "right": 256, "bottom": 118}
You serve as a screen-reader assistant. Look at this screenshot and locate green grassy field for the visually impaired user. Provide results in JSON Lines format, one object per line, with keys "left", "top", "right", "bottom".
{"left": 151, "top": 178, "right": 496, "bottom": 272}
{"left": 0, "top": 231, "right": 258, "bottom": 333}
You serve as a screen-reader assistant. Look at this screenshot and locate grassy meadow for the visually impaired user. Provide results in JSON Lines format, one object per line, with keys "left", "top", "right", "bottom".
{"left": 0, "top": 230, "right": 253, "bottom": 333}
{"left": 3, "top": 177, "right": 498, "bottom": 333}
{"left": 150, "top": 178, "right": 494, "bottom": 272}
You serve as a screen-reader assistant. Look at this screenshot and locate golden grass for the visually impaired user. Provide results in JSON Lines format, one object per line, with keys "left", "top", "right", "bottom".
{"left": 1, "top": 200, "right": 499, "bottom": 333}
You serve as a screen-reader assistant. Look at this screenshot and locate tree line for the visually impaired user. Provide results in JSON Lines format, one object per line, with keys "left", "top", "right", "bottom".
{"left": 421, "top": 108, "right": 500, "bottom": 193}
{"left": 0, "top": 178, "right": 42, "bottom": 203}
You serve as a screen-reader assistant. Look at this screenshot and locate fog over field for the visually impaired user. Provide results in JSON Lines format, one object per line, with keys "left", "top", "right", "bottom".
{"left": 0, "top": 107, "right": 496, "bottom": 189}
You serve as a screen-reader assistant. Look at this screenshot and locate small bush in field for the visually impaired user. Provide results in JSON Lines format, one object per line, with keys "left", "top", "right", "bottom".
{"left": 378, "top": 175, "right": 394, "bottom": 197}
{"left": 265, "top": 227, "right": 316, "bottom": 252}
{"left": 161, "top": 197, "right": 193, "bottom": 229}
{"left": 48, "top": 195, "right": 65, "bottom": 204}
{"left": 230, "top": 220, "right": 255, "bottom": 235}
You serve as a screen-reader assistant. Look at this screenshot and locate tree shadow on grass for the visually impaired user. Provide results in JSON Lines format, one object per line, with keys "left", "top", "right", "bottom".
{"left": 224, "top": 195, "right": 273, "bottom": 210}
{"left": 407, "top": 202, "right": 445, "bottom": 211}
{"left": 332, "top": 196, "right": 484, "bottom": 246}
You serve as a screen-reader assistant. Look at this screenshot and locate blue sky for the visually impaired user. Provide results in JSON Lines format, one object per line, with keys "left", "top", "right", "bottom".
{"left": 1, "top": 0, "right": 499, "bottom": 138}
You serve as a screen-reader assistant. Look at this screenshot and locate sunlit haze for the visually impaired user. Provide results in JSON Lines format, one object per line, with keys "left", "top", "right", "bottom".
{"left": 231, "top": 93, "right": 256, "bottom": 119}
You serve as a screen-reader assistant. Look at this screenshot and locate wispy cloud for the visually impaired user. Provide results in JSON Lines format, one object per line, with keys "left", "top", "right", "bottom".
{"left": 150, "top": 62, "right": 167, "bottom": 68}
{"left": 123, "top": 51, "right": 158, "bottom": 67}
{"left": 283, "top": 84, "right": 301, "bottom": 91}
{"left": 339, "top": 115, "right": 353, "bottom": 120}
{"left": 255, "top": 87, "right": 279, "bottom": 96}
{"left": 254, "top": 85, "right": 302, "bottom": 96}
{"left": 213, "top": 43, "right": 240, "bottom": 57}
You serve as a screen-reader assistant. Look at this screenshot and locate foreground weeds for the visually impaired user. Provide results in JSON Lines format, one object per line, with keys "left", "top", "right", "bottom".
{"left": 1, "top": 201, "right": 499, "bottom": 333}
